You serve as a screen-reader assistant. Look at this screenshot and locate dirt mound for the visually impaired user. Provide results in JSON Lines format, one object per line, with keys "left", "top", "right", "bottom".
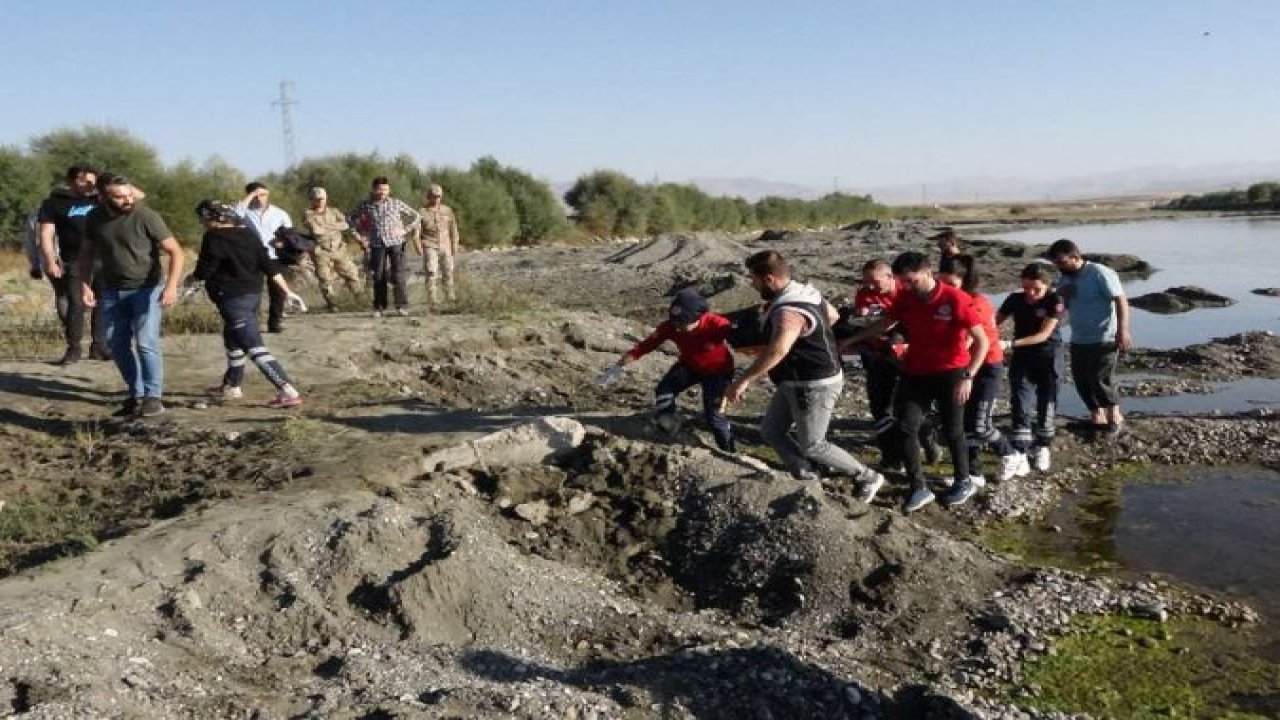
{"left": 604, "top": 233, "right": 749, "bottom": 272}
{"left": 0, "top": 429, "right": 1009, "bottom": 719}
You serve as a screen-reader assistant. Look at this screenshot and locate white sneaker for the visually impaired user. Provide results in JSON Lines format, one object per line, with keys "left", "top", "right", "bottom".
{"left": 395, "top": 308, "right": 409, "bottom": 317}
{"left": 998, "top": 452, "right": 1027, "bottom": 482}
{"left": 904, "top": 487, "right": 935, "bottom": 513}
{"left": 206, "top": 384, "right": 243, "bottom": 400}
{"left": 1017, "top": 452, "right": 1032, "bottom": 477}
{"left": 372, "top": 310, "right": 383, "bottom": 318}
{"left": 941, "top": 478, "right": 980, "bottom": 507}
{"left": 855, "top": 472, "right": 885, "bottom": 504}
{"left": 968, "top": 474, "right": 987, "bottom": 488}
{"left": 1032, "top": 446, "right": 1051, "bottom": 472}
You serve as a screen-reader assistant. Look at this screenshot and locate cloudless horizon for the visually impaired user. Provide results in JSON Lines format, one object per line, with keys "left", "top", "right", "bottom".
{"left": 6, "top": 0, "right": 1279, "bottom": 194}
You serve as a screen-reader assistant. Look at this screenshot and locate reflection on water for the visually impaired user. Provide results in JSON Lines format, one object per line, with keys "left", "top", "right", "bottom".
{"left": 1001, "top": 217, "right": 1280, "bottom": 349}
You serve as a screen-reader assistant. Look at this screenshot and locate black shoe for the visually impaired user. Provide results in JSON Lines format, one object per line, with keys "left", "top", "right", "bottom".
{"left": 88, "top": 343, "right": 113, "bottom": 361}
{"left": 138, "top": 397, "right": 166, "bottom": 417}
{"left": 113, "top": 397, "right": 140, "bottom": 417}
{"left": 55, "top": 347, "right": 82, "bottom": 366}
{"left": 268, "top": 324, "right": 284, "bottom": 334}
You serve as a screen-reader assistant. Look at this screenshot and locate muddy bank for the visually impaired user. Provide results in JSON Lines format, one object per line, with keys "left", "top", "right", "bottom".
{"left": 1, "top": 235, "right": 1279, "bottom": 719}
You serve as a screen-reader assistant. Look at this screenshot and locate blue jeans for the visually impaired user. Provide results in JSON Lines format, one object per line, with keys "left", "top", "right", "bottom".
{"left": 100, "top": 285, "right": 164, "bottom": 398}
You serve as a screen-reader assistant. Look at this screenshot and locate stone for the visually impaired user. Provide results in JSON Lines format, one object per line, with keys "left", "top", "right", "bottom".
{"left": 514, "top": 500, "right": 551, "bottom": 526}
{"left": 421, "top": 417, "right": 586, "bottom": 473}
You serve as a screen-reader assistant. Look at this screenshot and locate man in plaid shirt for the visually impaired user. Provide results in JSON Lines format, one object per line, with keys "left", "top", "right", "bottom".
{"left": 349, "top": 177, "right": 421, "bottom": 316}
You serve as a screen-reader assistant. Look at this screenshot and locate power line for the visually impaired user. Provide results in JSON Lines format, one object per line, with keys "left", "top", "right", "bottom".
{"left": 271, "top": 81, "right": 298, "bottom": 168}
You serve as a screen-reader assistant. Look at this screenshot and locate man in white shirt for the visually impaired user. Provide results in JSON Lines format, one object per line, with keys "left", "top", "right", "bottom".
{"left": 235, "top": 181, "right": 293, "bottom": 332}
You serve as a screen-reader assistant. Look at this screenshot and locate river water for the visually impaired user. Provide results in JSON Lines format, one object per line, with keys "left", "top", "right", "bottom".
{"left": 991, "top": 218, "right": 1280, "bottom": 670}
{"left": 998, "top": 216, "right": 1280, "bottom": 350}
{"left": 997, "top": 217, "right": 1280, "bottom": 417}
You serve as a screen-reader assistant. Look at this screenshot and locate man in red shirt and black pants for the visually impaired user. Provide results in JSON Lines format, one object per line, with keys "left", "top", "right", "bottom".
{"left": 616, "top": 288, "right": 735, "bottom": 452}
{"left": 844, "top": 251, "right": 990, "bottom": 512}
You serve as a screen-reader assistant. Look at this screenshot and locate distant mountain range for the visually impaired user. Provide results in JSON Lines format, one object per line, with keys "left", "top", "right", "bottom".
{"left": 682, "top": 161, "right": 1280, "bottom": 205}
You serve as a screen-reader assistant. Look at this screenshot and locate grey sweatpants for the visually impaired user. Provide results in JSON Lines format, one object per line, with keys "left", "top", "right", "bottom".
{"left": 760, "top": 376, "right": 875, "bottom": 481}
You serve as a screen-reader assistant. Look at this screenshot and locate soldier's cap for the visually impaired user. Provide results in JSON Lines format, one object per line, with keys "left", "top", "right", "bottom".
{"left": 428, "top": 184, "right": 443, "bottom": 197}
{"left": 309, "top": 187, "right": 327, "bottom": 200}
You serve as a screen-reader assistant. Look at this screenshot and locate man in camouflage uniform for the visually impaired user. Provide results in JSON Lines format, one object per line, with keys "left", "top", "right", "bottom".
{"left": 415, "top": 183, "right": 461, "bottom": 304}
{"left": 302, "top": 187, "right": 364, "bottom": 311}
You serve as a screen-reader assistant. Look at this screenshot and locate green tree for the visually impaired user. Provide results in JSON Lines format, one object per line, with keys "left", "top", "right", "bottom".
{"left": 425, "top": 167, "right": 520, "bottom": 247}
{"left": 0, "top": 146, "right": 47, "bottom": 247}
{"left": 471, "top": 156, "right": 568, "bottom": 243}
{"left": 564, "top": 170, "right": 650, "bottom": 237}
{"left": 150, "top": 156, "right": 246, "bottom": 243}
{"left": 29, "top": 125, "right": 164, "bottom": 189}
{"left": 269, "top": 152, "right": 423, "bottom": 219}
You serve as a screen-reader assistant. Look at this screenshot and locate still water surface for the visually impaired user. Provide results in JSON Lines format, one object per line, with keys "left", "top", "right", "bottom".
{"left": 999, "top": 217, "right": 1280, "bottom": 349}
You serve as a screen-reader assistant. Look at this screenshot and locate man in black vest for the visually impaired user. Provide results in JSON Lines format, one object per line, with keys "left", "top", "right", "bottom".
{"left": 726, "top": 250, "right": 884, "bottom": 500}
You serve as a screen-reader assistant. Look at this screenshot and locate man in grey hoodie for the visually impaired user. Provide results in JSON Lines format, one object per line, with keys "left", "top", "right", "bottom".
{"left": 726, "top": 250, "right": 885, "bottom": 499}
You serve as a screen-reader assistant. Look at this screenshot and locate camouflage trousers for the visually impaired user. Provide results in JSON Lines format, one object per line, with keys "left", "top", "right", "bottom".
{"left": 424, "top": 246, "right": 456, "bottom": 303}
{"left": 314, "top": 247, "right": 363, "bottom": 303}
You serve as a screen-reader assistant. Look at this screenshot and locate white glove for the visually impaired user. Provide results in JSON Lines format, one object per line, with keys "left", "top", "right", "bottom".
{"left": 999, "top": 339, "right": 1012, "bottom": 351}
{"left": 180, "top": 281, "right": 204, "bottom": 303}
{"left": 285, "top": 291, "right": 308, "bottom": 313}
{"left": 595, "top": 364, "right": 625, "bottom": 386}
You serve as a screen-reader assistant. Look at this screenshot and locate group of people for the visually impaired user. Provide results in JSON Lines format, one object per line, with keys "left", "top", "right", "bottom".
{"left": 25, "top": 165, "right": 466, "bottom": 416}
{"left": 616, "top": 232, "right": 1131, "bottom": 513}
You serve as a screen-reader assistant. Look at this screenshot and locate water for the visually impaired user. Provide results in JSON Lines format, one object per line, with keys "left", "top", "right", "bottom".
{"left": 1056, "top": 375, "right": 1280, "bottom": 417}
{"left": 1116, "top": 468, "right": 1280, "bottom": 637}
{"left": 999, "top": 217, "right": 1280, "bottom": 350}
{"left": 996, "top": 467, "right": 1280, "bottom": 661}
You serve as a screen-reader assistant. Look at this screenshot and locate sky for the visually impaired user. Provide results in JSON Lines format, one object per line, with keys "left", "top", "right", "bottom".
{"left": 4, "top": 0, "right": 1279, "bottom": 191}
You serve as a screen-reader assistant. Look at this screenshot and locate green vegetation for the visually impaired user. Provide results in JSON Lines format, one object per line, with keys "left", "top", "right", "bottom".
{"left": 1015, "top": 614, "right": 1280, "bottom": 719}
{"left": 1162, "top": 181, "right": 1280, "bottom": 212}
{"left": 1, "top": 124, "right": 892, "bottom": 251}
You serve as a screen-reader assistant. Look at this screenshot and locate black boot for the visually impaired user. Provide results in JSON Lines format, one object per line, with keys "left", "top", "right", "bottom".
{"left": 55, "top": 346, "right": 82, "bottom": 366}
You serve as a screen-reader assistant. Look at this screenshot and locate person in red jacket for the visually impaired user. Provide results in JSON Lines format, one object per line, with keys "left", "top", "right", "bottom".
{"left": 614, "top": 288, "right": 735, "bottom": 451}
{"left": 938, "top": 254, "right": 1029, "bottom": 486}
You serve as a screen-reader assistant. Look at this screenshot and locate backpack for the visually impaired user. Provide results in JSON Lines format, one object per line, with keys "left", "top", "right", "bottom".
{"left": 272, "top": 227, "right": 317, "bottom": 266}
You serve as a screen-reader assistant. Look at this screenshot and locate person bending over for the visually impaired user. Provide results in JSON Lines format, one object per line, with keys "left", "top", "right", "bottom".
{"left": 615, "top": 288, "right": 735, "bottom": 452}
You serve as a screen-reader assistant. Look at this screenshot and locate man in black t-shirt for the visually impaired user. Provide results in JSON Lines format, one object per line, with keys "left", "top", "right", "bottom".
{"left": 38, "top": 165, "right": 110, "bottom": 364}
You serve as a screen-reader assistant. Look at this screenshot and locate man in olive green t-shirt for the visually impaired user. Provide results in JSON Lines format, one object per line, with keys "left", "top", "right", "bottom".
{"left": 77, "top": 175, "right": 184, "bottom": 418}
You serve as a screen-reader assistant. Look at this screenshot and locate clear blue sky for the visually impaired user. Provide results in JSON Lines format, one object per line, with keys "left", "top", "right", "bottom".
{"left": 5, "top": 0, "right": 1277, "bottom": 189}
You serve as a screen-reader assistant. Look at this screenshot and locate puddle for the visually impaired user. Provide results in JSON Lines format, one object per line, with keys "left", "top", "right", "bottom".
{"left": 987, "top": 466, "right": 1280, "bottom": 660}
{"left": 1056, "top": 376, "right": 1280, "bottom": 418}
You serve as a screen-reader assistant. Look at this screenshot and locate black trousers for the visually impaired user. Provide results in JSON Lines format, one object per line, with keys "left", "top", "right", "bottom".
{"left": 864, "top": 351, "right": 936, "bottom": 468}
{"left": 964, "top": 363, "right": 1015, "bottom": 475}
{"left": 49, "top": 262, "right": 107, "bottom": 351}
{"left": 266, "top": 276, "right": 287, "bottom": 331}
{"left": 1070, "top": 342, "right": 1120, "bottom": 413}
{"left": 369, "top": 244, "right": 409, "bottom": 311}
{"left": 654, "top": 362, "right": 734, "bottom": 451}
{"left": 895, "top": 369, "right": 967, "bottom": 488}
